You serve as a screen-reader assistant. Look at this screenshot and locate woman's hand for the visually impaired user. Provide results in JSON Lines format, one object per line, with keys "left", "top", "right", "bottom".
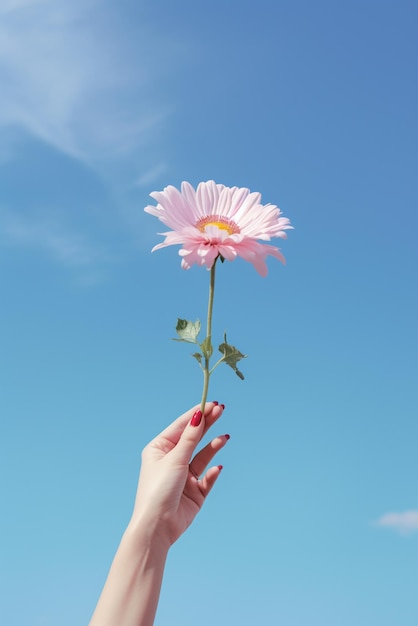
{"left": 131, "top": 401, "right": 228, "bottom": 548}
{"left": 89, "top": 402, "right": 228, "bottom": 626}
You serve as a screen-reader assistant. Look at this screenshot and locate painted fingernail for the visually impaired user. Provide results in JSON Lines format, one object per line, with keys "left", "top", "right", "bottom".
{"left": 211, "top": 400, "right": 219, "bottom": 405}
{"left": 190, "top": 409, "right": 202, "bottom": 427}
{"left": 220, "top": 404, "right": 225, "bottom": 410}
{"left": 224, "top": 434, "right": 230, "bottom": 440}
{"left": 218, "top": 465, "right": 223, "bottom": 471}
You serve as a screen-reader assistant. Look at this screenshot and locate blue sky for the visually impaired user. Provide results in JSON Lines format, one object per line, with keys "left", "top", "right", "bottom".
{"left": 1, "top": 1, "right": 417, "bottom": 625}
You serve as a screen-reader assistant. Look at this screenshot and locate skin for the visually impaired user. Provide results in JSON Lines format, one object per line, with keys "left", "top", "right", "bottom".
{"left": 88, "top": 402, "right": 227, "bottom": 626}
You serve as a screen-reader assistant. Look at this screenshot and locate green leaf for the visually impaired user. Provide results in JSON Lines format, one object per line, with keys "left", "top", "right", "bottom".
{"left": 192, "top": 352, "right": 203, "bottom": 365}
{"left": 218, "top": 333, "right": 247, "bottom": 380}
{"left": 173, "top": 318, "right": 201, "bottom": 343}
{"left": 200, "top": 336, "right": 213, "bottom": 359}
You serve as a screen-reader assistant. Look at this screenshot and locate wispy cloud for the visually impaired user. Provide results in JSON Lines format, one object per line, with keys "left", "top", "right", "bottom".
{"left": 374, "top": 510, "right": 418, "bottom": 535}
{"left": 0, "top": 0, "right": 173, "bottom": 169}
{"left": 134, "top": 163, "right": 169, "bottom": 188}
{"left": 0, "top": 206, "right": 111, "bottom": 283}
{"left": 0, "top": 0, "right": 182, "bottom": 277}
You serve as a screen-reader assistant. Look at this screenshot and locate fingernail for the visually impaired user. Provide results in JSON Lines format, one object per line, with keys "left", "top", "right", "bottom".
{"left": 220, "top": 404, "right": 225, "bottom": 410}
{"left": 224, "top": 434, "right": 230, "bottom": 440}
{"left": 211, "top": 400, "right": 219, "bottom": 405}
{"left": 218, "top": 465, "right": 223, "bottom": 471}
{"left": 190, "top": 409, "right": 202, "bottom": 427}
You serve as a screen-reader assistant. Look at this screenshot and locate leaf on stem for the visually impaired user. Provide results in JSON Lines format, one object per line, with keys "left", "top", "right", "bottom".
{"left": 173, "top": 318, "right": 201, "bottom": 343}
{"left": 200, "top": 336, "right": 213, "bottom": 359}
{"left": 218, "top": 333, "right": 247, "bottom": 380}
{"left": 192, "top": 352, "right": 203, "bottom": 365}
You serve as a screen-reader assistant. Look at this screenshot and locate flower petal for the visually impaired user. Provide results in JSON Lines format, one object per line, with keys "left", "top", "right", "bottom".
{"left": 145, "top": 180, "right": 292, "bottom": 274}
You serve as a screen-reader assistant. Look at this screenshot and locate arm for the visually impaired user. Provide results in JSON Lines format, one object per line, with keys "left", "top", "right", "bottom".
{"left": 88, "top": 401, "right": 227, "bottom": 626}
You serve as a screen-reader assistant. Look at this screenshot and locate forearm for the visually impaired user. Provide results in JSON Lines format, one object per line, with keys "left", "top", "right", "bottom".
{"left": 89, "top": 518, "right": 169, "bottom": 626}
{"left": 89, "top": 403, "right": 225, "bottom": 625}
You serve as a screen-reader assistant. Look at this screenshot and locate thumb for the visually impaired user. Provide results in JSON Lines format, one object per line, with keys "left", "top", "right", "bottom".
{"left": 170, "top": 409, "right": 204, "bottom": 466}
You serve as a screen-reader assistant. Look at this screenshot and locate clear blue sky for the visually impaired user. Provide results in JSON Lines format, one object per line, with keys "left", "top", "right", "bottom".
{"left": 1, "top": 1, "right": 417, "bottom": 625}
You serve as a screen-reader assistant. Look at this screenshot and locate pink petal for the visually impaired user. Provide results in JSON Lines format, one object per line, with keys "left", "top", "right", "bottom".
{"left": 145, "top": 180, "right": 292, "bottom": 274}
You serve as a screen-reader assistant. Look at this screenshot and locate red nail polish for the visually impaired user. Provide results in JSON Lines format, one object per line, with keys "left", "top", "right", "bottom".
{"left": 212, "top": 401, "right": 219, "bottom": 405}
{"left": 224, "top": 434, "right": 230, "bottom": 440}
{"left": 220, "top": 404, "right": 225, "bottom": 410}
{"left": 190, "top": 409, "right": 202, "bottom": 427}
{"left": 217, "top": 465, "right": 223, "bottom": 471}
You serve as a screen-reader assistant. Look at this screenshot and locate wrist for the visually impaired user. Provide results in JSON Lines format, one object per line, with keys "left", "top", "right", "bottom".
{"left": 125, "top": 511, "right": 172, "bottom": 558}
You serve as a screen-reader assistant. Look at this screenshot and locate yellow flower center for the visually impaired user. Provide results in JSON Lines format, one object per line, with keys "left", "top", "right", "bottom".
{"left": 195, "top": 215, "right": 240, "bottom": 235}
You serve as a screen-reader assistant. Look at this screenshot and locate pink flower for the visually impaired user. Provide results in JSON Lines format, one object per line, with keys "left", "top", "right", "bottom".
{"left": 144, "top": 180, "right": 293, "bottom": 276}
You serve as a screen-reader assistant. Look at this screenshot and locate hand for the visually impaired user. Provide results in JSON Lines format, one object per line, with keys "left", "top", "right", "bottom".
{"left": 131, "top": 402, "right": 228, "bottom": 548}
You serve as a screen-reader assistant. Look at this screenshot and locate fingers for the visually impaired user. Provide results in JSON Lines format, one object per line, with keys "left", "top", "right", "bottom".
{"left": 200, "top": 402, "right": 225, "bottom": 437}
{"left": 168, "top": 403, "right": 225, "bottom": 467}
{"left": 156, "top": 402, "right": 223, "bottom": 448}
{"left": 189, "top": 434, "right": 230, "bottom": 478}
{"left": 198, "top": 464, "right": 223, "bottom": 498}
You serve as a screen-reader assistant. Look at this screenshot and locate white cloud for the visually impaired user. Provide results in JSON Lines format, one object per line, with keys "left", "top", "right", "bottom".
{"left": 0, "top": 206, "right": 111, "bottom": 282}
{"left": 0, "top": 0, "right": 172, "bottom": 167}
{"left": 0, "top": 0, "right": 181, "bottom": 276}
{"left": 134, "top": 163, "right": 168, "bottom": 188}
{"left": 375, "top": 510, "right": 418, "bottom": 535}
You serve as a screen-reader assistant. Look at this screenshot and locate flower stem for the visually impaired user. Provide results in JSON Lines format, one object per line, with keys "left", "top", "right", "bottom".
{"left": 209, "top": 355, "right": 225, "bottom": 375}
{"left": 200, "top": 257, "right": 218, "bottom": 414}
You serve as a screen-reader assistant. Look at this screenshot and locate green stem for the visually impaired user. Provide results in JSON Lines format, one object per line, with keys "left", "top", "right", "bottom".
{"left": 209, "top": 355, "right": 225, "bottom": 375}
{"left": 200, "top": 257, "right": 218, "bottom": 414}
